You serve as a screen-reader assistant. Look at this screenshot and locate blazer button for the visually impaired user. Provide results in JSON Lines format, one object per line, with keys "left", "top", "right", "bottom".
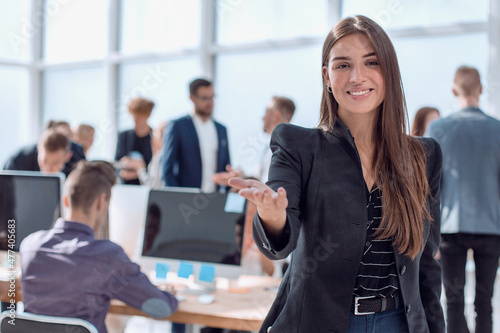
{"left": 400, "top": 265, "right": 406, "bottom": 275}
{"left": 406, "top": 304, "right": 411, "bottom": 314}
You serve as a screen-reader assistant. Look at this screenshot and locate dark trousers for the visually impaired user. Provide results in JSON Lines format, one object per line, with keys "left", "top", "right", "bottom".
{"left": 440, "top": 233, "right": 500, "bottom": 333}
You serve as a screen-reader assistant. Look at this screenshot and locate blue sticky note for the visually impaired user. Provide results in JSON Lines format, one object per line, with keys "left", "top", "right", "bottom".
{"left": 198, "top": 264, "right": 215, "bottom": 283}
{"left": 155, "top": 262, "right": 169, "bottom": 279}
{"left": 224, "top": 192, "right": 246, "bottom": 213}
{"left": 177, "top": 261, "right": 194, "bottom": 279}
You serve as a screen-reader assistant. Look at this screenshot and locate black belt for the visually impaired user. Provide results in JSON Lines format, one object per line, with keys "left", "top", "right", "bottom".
{"left": 350, "top": 295, "right": 397, "bottom": 315}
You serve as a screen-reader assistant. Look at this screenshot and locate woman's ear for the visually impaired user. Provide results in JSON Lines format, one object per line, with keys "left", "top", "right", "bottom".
{"left": 322, "top": 66, "right": 330, "bottom": 85}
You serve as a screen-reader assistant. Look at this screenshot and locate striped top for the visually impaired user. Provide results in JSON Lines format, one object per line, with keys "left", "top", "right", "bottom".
{"left": 352, "top": 185, "right": 399, "bottom": 298}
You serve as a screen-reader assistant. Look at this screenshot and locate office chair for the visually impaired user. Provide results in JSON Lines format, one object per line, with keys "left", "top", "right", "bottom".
{"left": 0, "top": 311, "right": 98, "bottom": 333}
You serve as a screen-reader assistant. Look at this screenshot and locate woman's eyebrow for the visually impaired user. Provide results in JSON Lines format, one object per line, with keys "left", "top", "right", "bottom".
{"left": 331, "top": 52, "right": 376, "bottom": 62}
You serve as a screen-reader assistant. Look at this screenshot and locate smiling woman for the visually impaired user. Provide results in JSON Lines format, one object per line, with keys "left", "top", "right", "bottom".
{"left": 228, "top": 15, "right": 445, "bottom": 333}
{"left": 323, "top": 34, "right": 385, "bottom": 119}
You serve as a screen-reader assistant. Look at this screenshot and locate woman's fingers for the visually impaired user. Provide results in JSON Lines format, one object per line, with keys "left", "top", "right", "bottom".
{"left": 229, "top": 178, "right": 288, "bottom": 213}
{"left": 276, "top": 187, "right": 288, "bottom": 210}
{"left": 228, "top": 177, "right": 256, "bottom": 190}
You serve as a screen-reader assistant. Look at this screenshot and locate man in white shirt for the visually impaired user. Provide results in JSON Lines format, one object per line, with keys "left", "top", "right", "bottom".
{"left": 161, "top": 78, "right": 231, "bottom": 193}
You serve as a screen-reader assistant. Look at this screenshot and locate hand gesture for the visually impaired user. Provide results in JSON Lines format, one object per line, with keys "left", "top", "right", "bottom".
{"left": 228, "top": 177, "right": 288, "bottom": 237}
{"left": 212, "top": 164, "right": 244, "bottom": 186}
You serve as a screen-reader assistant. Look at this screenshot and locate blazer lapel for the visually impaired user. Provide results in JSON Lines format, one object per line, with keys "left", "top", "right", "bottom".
{"left": 214, "top": 122, "right": 227, "bottom": 171}
{"left": 186, "top": 116, "right": 202, "bottom": 164}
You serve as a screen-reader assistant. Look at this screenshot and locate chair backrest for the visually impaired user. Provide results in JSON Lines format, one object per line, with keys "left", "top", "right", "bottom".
{"left": 0, "top": 311, "right": 98, "bottom": 333}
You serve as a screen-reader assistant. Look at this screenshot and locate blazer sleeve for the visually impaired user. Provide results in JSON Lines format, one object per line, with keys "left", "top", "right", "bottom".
{"left": 419, "top": 138, "right": 446, "bottom": 332}
{"left": 161, "top": 121, "right": 180, "bottom": 187}
{"left": 115, "top": 132, "right": 126, "bottom": 161}
{"left": 253, "top": 124, "right": 304, "bottom": 260}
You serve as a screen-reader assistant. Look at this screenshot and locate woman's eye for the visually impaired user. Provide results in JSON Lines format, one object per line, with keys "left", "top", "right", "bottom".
{"left": 367, "top": 60, "right": 379, "bottom": 66}
{"left": 336, "top": 64, "right": 349, "bottom": 69}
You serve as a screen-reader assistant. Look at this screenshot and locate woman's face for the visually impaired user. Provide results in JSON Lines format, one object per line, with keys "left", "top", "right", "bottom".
{"left": 323, "top": 33, "right": 385, "bottom": 119}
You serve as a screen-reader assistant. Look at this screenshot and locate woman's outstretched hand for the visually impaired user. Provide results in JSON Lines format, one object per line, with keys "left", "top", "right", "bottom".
{"left": 228, "top": 177, "right": 288, "bottom": 237}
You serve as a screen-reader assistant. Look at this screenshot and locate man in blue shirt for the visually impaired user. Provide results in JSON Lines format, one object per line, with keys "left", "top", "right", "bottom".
{"left": 427, "top": 66, "right": 500, "bottom": 333}
{"left": 20, "top": 161, "right": 178, "bottom": 333}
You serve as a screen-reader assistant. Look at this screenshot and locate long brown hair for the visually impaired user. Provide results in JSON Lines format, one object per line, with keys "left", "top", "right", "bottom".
{"left": 411, "top": 107, "right": 440, "bottom": 136}
{"left": 319, "top": 16, "right": 431, "bottom": 259}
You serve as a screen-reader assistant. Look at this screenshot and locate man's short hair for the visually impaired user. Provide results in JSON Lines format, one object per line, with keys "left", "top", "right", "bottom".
{"left": 189, "top": 78, "right": 212, "bottom": 96}
{"left": 65, "top": 161, "right": 117, "bottom": 214}
{"left": 454, "top": 66, "right": 481, "bottom": 97}
{"left": 38, "top": 129, "right": 70, "bottom": 153}
{"left": 272, "top": 96, "right": 296, "bottom": 122}
{"left": 128, "top": 97, "right": 155, "bottom": 117}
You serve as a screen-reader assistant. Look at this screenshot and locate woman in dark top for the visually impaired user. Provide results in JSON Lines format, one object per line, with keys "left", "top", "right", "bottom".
{"left": 115, "top": 97, "right": 154, "bottom": 185}
{"left": 229, "top": 15, "right": 444, "bottom": 333}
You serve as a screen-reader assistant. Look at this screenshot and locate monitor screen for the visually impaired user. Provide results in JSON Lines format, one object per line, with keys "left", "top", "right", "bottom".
{"left": 142, "top": 188, "right": 246, "bottom": 269}
{"left": 0, "top": 171, "right": 64, "bottom": 251}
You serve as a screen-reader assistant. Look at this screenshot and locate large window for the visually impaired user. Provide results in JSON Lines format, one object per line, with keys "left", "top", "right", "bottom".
{"left": 118, "top": 58, "right": 200, "bottom": 130}
{"left": 119, "top": 0, "right": 200, "bottom": 53}
{"left": 394, "top": 32, "right": 489, "bottom": 120}
{"left": 342, "top": 0, "right": 489, "bottom": 28}
{"left": 0, "top": 1, "right": 31, "bottom": 61}
{"left": 0, "top": 0, "right": 497, "bottom": 169}
{"left": 216, "top": 0, "right": 329, "bottom": 45}
{"left": 215, "top": 45, "right": 322, "bottom": 173}
{"left": 0, "top": 67, "right": 30, "bottom": 166}
{"left": 43, "top": 0, "right": 109, "bottom": 61}
{"left": 42, "top": 66, "right": 107, "bottom": 160}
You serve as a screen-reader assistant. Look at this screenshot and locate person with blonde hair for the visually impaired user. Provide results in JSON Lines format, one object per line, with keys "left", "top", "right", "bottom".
{"left": 230, "top": 15, "right": 444, "bottom": 332}
{"left": 120, "top": 121, "right": 168, "bottom": 187}
{"left": 115, "top": 97, "right": 155, "bottom": 184}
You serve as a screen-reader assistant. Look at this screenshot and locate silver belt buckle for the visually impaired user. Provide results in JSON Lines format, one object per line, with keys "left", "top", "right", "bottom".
{"left": 354, "top": 295, "right": 376, "bottom": 315}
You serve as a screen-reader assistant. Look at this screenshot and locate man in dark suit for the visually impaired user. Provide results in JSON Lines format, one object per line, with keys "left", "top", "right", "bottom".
{"left": 3, "top": 128, "right": 72, "bottom": 174}
{"left": 162, "top": 78, "right": 230, "bottom": 192}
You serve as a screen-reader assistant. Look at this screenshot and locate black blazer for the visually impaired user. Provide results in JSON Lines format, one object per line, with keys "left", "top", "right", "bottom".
{"left": 3, "top": 145, "right": 39, "bottom": 171}
{"left": 3, "top": 142, "right": 85, "bottom": 177}
{"left": 253, "top": 121, "right": 445, "bottom": 333}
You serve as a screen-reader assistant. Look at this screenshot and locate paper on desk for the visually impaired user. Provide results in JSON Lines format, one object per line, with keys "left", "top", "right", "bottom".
{"left": 177, "top": 261, "right": 194, "bottom": 279}
{"left": 155, "top": 262, "right": 169, "bottom": 279}
{"left": 198, "top": 264, "right": 215, "bottom": 283}
{"left": 224, "top": 192, "right": 246, "bottom": 213}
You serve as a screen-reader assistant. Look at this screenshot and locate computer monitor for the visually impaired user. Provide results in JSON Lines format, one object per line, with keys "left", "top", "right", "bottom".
{"left": 0, "top": 171, "right": 65, "bottom": 252}
{"left": 140, "top": 188, "right": 247, "bottom": 286}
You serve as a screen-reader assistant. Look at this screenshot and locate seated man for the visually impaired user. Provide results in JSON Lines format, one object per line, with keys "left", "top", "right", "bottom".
{"left": 46, "top": 120, "right": 87, "bottom": 176}
{"left": 3, "top": 128, "right": 72, "bottom": 173}
{"left": 20, "top": 161, "right": 178, "bottom": 333}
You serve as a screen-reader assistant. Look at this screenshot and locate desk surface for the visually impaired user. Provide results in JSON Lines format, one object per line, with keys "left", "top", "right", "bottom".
{"left": 111, "top": 275, "right": 279, "bottom": 331}
{"left": 0, "top": 274, "right": 280, "bottom": 331}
